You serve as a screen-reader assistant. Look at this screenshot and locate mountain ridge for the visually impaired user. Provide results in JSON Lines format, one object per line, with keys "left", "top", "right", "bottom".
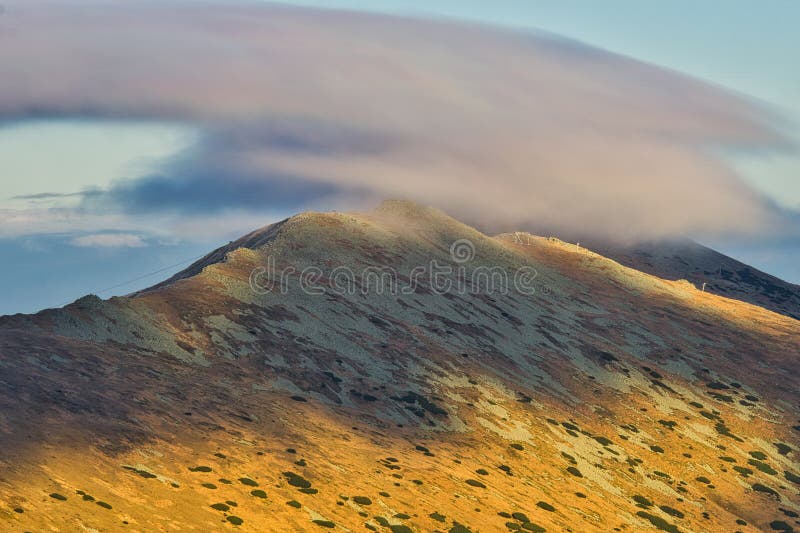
{"left": 594, "top": 239, "right": 800, "bottom": 321}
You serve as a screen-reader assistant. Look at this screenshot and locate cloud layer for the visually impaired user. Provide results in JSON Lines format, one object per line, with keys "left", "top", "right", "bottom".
{"left": 71, "top": 233, "right": 146, "bottom": 248}
{"left": 0, "top": 2, "right": 793, "bottom": 241}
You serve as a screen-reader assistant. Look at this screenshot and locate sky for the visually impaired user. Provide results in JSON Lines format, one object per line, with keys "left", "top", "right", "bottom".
{"left": 0, "top": 1, "right": 798, "bottom": 315}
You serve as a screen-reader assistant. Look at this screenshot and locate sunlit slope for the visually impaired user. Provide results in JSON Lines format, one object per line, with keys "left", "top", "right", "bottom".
{"left": 0, "top": 201, "right": 797, "bottom": 532}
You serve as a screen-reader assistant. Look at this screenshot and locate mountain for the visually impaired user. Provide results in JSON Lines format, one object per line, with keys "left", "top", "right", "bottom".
{"left": 0, "top": 200, "right": 798, "bottom": 532}
{"left": 595, "top": 240, "right": 800, "bottom": 321}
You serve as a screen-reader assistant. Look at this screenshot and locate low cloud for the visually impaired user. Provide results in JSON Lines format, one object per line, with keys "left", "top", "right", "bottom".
{"left": 0, "top": 2, "right": 795, "bottom": 241}
{"left": 71, "top": 233, "right": 146, "bottom": 248}
{"left": 11, "top": 192, "right": 83, "bottom": 200}
{"left": 10, "top": 190, "right": 102, "bottom": 202}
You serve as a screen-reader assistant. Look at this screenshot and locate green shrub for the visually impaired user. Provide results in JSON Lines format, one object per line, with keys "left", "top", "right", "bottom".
{"left": 536, "top": 501, "right": 555, "bottom": 512}
{"left": 747, "top": 460, "right": 777, "bottom": 475}
{"left": 283, "top": 471, "right": 311, "bottom": 489}
{"left": 632, "top": 495, "right": 652, "bottom": 508}
{"left": 658, "top": 505, "right": 683, "bottom": 518}
{"left": 636, "top": 511, "right": 678, "bottom": 533}
{"left": 784, "top": 471, "right": 800, "bottom": 485}
{"left": 752, "top": 483, "right": 779, "bottom": 500}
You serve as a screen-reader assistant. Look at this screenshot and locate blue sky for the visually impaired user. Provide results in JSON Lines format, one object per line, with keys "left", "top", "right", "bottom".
{"left": 1, "top": 1, "right": 798, "bottom": 315}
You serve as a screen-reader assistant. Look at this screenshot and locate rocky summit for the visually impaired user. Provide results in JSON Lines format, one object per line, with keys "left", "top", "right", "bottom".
{"left": 0, "top": 200, "right": 798, "bottom": 532}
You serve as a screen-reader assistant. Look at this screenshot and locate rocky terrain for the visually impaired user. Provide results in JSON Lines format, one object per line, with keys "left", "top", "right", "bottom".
{"left": 0, "top": 200, "right": 797, "bottom": 532}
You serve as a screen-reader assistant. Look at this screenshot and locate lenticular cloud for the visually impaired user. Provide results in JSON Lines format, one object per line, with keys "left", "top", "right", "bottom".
{"left": 0, "top": 2, "right": 789, "bottom": 240}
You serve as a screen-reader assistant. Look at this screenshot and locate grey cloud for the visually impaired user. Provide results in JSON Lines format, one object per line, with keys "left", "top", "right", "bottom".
{"left": 86, "top": 121, "right": 379, "bottom": 213}
{"left": 0, "top": 2, "right": 795, "bottom": 240}
{"left": 12, "top": 190, "right": 101, "bottom": 200}
{"left": 12, "top": 192, "right": 82, "bottom": 200}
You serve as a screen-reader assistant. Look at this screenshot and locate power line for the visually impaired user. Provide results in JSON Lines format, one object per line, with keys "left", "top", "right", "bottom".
{"left": 96, "top": 255, "right": 205, "bottom": 294}
{"left": 58, "top": 253, "right": 206, "bottom": 307}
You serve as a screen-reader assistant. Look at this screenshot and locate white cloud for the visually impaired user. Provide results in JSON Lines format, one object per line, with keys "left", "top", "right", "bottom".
{"left": 71, "top": 233, "right": 146, "bottom": 248}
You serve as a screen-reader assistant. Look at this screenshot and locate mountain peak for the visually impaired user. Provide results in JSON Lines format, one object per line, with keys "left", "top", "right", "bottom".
{"left": 1, "top": 201, "right": 798, "bottom": 532}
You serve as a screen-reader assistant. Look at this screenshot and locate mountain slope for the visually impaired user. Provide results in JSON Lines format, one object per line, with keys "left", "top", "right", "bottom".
{"left": 0, "top": 200, "right": 798, "bottom": 533}
{"left": 595, "top": 239, "right": 800, "bottom": 321}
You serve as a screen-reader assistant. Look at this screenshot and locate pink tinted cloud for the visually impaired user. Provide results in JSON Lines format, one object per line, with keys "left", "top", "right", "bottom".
{"left": 0, "top": 2, "right": 789, "bottom": 240}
